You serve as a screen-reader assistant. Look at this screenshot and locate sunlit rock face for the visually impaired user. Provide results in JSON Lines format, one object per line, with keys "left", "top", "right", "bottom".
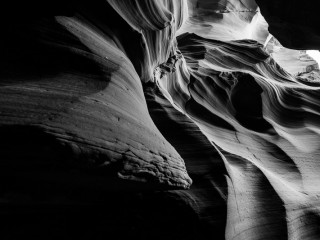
{"left": 2, "top": 0, "right": 320, "bottom": 239}
{"left": 177, "top": 0, "right": 267, "bottom": 42}
{"left": 265, "top": 40, "right": 319, "bottom": 76}
{"left": 159, "top": 31, "right": 320, "bottom": 240}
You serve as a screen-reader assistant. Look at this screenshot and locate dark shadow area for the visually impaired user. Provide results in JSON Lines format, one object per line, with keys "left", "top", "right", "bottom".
{"left": 144, "top": 82, "right": 228, "bottom": 240}
{"left": 0, "top": 16, "right": 111, "bottom": 87}
{"left": 256, "top": 0, "right": 320, "bottom": 50}
{"left": 1, "top": 191, "right": 198, "bottom": 240}
{"left": 230, "top": 73, "right": 276, "bottom": 133}
{"left": 0, "top": 124, "right": 199, "bottom": 239}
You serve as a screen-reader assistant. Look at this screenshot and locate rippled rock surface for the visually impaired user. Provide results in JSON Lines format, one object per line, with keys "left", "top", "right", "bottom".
{"left": 1, "top": 0, "right": 320, "bottom": 239}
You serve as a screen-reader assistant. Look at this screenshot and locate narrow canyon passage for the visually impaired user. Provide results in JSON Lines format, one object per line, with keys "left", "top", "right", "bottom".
{"left": 1, "top": 0, "right": 320, "bottom": 239}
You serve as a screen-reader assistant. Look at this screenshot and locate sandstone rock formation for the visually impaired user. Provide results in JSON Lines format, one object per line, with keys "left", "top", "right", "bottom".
{"left": 2, "top": 0, "right": 320, "bottom": 239}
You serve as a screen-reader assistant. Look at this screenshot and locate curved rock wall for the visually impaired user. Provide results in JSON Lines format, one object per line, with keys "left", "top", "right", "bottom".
{"left": 155, "top": 30, "right": 320, "bottom": 240}
{"left": 0, "top": 1, "right": 191, "bottom": 193}
{"left": 2, "top": 0, "right": 320, "bottom": 239}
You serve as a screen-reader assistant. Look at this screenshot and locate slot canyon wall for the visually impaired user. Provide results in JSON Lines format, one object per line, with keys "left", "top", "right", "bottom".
{"left": 1, "top": 0, "right": 320, "bottom": 239}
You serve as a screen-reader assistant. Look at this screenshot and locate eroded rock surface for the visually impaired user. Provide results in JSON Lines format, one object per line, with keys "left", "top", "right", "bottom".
{"left": 0, "top": 1, "right": 192, "bottom": 194}
{"left": 2, "top": 0, "right": 320, "bottom": 240}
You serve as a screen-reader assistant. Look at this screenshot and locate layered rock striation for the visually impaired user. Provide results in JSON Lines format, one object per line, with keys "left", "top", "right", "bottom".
{"left": 2, "top": 0, "right": 320, "bottom": 239}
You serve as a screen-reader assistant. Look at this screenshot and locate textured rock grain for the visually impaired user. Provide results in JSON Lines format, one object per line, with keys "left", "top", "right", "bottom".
{"left": 0, "top": 9, "right": 191, "bottom": 189}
